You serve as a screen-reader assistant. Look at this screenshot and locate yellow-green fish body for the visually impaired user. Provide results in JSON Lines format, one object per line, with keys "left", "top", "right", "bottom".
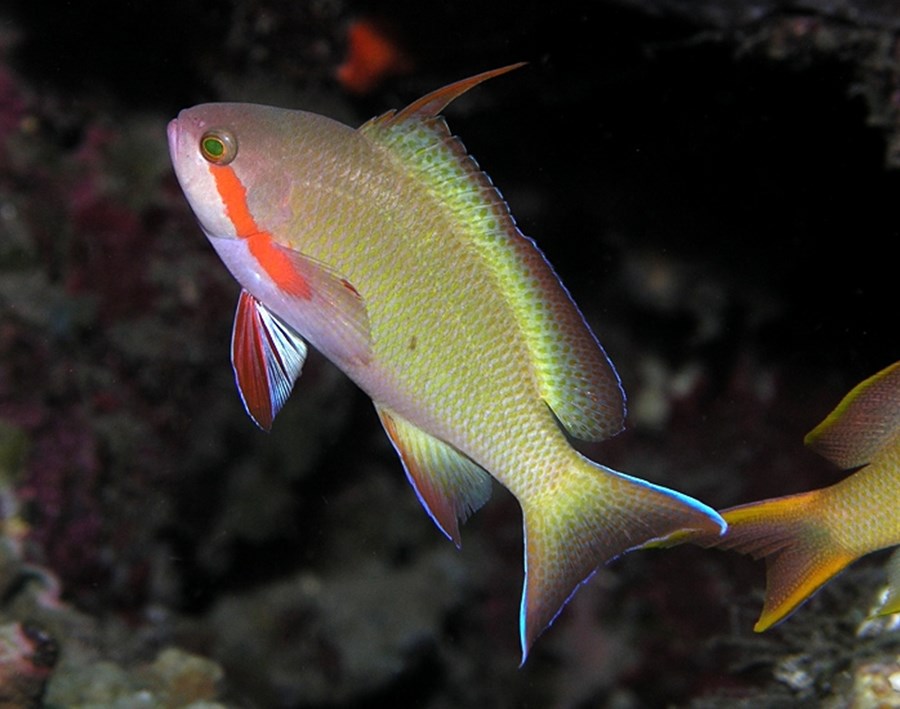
{"left": 715, "top": 360, "right": 900, "bottom": 630}
{"left": 167, "top": 66, "right": 724, "bottom": 658}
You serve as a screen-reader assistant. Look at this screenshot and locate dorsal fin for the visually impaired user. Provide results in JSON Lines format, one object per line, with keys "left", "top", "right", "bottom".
{"left": 379, "top": 63, "right": 526, "bottom": 125}
{"left": 360, "top": 66, "right": 625, "bottom": 440}
{"left": 805, "top": 361, "right": 900, "bottom": 469}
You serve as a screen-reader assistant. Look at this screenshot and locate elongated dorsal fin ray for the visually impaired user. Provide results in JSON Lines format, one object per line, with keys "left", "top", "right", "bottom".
{"left": 370, "top": 63, "right": 527, "bottom": 127}
{"left": 232, "top": 290, "right": 308, "bottom": 430}
{"left": 376, "top": 405, "right": 492, "bottom": 547}
{"left": 361, "top": 67, "right": 625, "bottom": 441}
{"left": 805, "top": 361, "right": 900, "bottom": 469}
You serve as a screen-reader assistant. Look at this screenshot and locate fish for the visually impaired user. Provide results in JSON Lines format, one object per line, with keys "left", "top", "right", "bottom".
{"left": 711, "top": 360, "right": 900, "bottom": 631}
{"left": 167, "top": 65, "right": 725, "bottom": 660}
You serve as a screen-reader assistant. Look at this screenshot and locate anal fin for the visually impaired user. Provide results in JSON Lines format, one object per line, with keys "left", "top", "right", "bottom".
{"left": 375, "top": 406, "right": 492, "bottom": 547}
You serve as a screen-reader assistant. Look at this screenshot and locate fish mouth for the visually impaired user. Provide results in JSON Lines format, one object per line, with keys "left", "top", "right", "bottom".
{"left": 166, "top": 118, "right": 180, "bottom": 163}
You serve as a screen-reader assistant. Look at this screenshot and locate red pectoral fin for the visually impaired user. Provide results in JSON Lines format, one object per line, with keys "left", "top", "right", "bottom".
{"left": 231, "top": 289, "right": 308, "bottom": 430}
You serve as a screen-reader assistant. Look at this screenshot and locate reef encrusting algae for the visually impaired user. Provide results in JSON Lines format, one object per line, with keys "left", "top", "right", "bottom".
{"left": 44, "top": 647, "right": 226, "bottom": 709}
{"left": 1, "top": 426, "right": 224, "bottom": 709}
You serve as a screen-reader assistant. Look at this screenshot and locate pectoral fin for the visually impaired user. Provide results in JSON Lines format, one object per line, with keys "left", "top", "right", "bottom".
{"left": 375, "top": 406, "right": 492, "bottom": 547}
{"left": 258, "top": 237, "right": 372, "bottom": 369}
{"left": 231, "top": 289, "right": 308, "bottom": 430}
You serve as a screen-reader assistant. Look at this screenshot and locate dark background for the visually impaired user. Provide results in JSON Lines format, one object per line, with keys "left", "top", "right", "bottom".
{"left": 0, "top": 1, "right": 897, "bottom": 706}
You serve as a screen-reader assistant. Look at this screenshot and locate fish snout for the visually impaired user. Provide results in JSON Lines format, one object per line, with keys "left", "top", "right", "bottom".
{"left": 166, "top": 118, "right": 182, "bottom": 166}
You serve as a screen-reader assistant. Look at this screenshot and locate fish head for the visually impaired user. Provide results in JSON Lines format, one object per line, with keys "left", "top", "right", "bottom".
{"left": 167, "top": 103, "right": 334, "bottom": 242}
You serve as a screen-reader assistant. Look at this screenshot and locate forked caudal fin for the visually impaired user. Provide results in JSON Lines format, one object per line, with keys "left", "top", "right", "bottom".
{"left": 519, "top": 454, "right": 725, "bottom": 662}
{"left": 715, "top": 490, "right": 856, "bottom": 632}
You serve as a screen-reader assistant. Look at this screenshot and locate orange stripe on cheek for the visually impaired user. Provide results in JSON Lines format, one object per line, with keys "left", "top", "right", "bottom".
{"left": 209, "top": 165, "right": 312, "bottom": 300}
{"left": 209, "top": 164, "right": 260, "bottom": 236}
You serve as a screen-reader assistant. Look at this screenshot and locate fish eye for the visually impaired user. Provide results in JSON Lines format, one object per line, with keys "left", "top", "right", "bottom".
{"left": 199, "top": 130, "right": 237, "bottom": 165}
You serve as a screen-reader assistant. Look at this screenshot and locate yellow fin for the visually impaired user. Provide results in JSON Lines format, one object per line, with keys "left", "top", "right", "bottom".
{"left": 805, "top": 361, "right": 900, "bottom": 469}
{"left": 519, "top": 455, "right": 724, "bottom": 661}
{"left": 361, "top": 67, "right": 626, "bottom": 441}
{"left": 375, "top": 405, "right": 492, "bottom": 547}
{"left": 716, "top": 491, "right": 857, "bottom": 631}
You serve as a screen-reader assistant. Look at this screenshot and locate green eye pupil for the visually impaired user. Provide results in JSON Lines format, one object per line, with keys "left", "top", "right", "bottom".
{"left": 199, "top": 130, "right": 237, "bottom": 164}
{"left": 203, "top": 137, "right": 224, "bottom": 157}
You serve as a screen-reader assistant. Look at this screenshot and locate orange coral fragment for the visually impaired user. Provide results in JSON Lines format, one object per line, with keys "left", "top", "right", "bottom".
{"left": 337, "top": 18, "right": 413, "bottom": 95}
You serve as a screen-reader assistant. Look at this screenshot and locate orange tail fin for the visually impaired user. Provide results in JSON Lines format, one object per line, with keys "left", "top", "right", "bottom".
{"left": 717, "top": 490, "right": 856, "bottom": 631}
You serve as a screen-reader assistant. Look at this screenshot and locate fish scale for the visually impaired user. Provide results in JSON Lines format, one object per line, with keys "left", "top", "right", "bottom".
{"left": 825, "top": 439, "right": 900, "bottom": 552}
{"left": 168, "top": 64, "right": 725, "bottom": 660}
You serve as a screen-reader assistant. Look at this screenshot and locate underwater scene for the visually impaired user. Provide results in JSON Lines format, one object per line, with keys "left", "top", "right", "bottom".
{"left": 0, "top": 0, "right": 898, "bottom": 707}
